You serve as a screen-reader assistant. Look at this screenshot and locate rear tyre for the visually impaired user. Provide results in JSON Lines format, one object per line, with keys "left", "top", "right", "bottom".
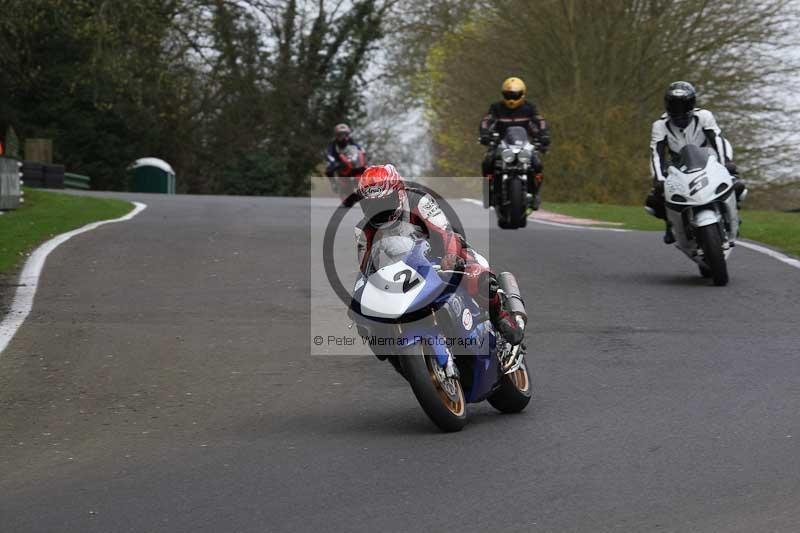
{"left": 509, "top": 178, "right": 525, "bottom": 228}
{"left": 488, "top": 358, "right": 532, "bottom": 413}
{"left": 698, "top": 224, "right": 729, "bottom": 286}
{"left": 400, "top": 348, "right": 467, "bottom": 432}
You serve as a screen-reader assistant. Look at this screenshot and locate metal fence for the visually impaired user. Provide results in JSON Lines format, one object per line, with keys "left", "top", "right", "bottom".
{"left": 64, "top": 172, "right": 91, "bottom": 190}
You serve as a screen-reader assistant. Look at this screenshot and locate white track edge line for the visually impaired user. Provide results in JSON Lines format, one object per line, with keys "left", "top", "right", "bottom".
{"left": 461, "top": 197, "right": 800, "bottom": 270}
{"left": 736, "top": 240, "right": 800, "bottom": 270}
{"left": 460, "top": 198, "right": 630, "bottom": 232}
{"left": 0, "top": 201, "right": 148, "bottom": 355}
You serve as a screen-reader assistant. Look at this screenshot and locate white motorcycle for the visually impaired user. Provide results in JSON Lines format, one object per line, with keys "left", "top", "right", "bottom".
{"left": 651, "top": 144, "right": 740, "bottom": 286}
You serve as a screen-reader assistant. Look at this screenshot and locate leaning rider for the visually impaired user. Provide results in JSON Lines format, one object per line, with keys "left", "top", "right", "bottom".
{"left": 647, "top": 81, "right": 747, "bottom": 244}
{"left": 479, "top": 77, "right": 551, "bottom": 212}
{"left": 355, "top": 164, "right": 527, "bottom": 346}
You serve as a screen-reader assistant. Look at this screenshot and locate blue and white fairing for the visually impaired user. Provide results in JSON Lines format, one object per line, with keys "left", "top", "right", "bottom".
{"left": 350, "top": 235, "right": 503, "bottom": 402}
{"left": 354, "top": 238, "right": 443, "bottom": 319}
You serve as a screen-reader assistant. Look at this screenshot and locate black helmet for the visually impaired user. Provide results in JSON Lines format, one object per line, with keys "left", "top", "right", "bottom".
{"left": 664, "top": 81, "right": 696, "bottom": 128}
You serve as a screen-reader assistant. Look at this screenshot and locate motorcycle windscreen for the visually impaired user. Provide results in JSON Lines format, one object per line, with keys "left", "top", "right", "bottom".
{"left": 341, "top": 145, "right": 361, "bottom": 163}
{"left": 675, "top": 145, "right": 715, "bottom": 173}
{"left": 503, "top": 126, "right": 529, "bottom": 147}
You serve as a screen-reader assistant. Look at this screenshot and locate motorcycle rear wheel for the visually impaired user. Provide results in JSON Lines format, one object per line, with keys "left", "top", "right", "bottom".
{"left": 488, "top": 358, "right": 532, "bottom": 414}
{"left": 400, "top": 348, "right": 467, "bottom": 432}
{"left": 698, "top": 224, "right": 729, "bottom": 286}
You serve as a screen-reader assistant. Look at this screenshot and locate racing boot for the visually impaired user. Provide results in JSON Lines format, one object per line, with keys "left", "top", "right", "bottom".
{"left": 733, "top": 179, "right": 748, "bottom": 204}
{"left": 526, "top": 173, "right": 543, "bottom": 215}
{"left": 525, "top": 192, "right": 541, "bottom": 216}
{"left": 663, "top": 222, "right": 676, "bottom": 244}
{"left": 487, "top": 273, "right": 527, "bottom": 346}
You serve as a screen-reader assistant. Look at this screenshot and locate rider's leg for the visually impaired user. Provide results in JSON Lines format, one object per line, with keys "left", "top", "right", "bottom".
{"left": 525, "top": 162, "right": 543, "bottom": 213}
{"left": 645, "top": 182, "right": 674, "bottom": 244}
{"left": 482, "top": 151, "right": 494, "bottom": 178}
{"left": 463, "top": 259, "right": 525, "bottom": 346}
{"left": 725, "top": 161, "right": 747, "bottom": 203}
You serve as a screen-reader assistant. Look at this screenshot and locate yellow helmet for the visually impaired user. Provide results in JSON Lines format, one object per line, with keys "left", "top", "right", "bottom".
{"left": 501, "top": 77, "right": 527, "bottom": 109}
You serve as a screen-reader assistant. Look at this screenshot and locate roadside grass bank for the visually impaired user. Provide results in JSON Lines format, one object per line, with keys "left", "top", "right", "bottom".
{"left": 0, "top": 189, "right": 133, "bottom": 274}
{"left": 543, "top": 202, "right": 800, "bottom": 258}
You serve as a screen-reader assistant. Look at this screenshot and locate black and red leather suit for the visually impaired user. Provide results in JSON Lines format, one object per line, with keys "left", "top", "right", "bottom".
{"left": 479, "top": 101, "right": 551, "bottom": 180}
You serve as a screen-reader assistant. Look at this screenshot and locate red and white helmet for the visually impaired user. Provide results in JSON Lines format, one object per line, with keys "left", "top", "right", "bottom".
{"left": 358, "top": 164, "right": 405, "bottom": 226}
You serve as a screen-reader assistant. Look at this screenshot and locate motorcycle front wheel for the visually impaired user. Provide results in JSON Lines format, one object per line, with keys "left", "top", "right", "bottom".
{"left": 698, "top": 224, "right": 729, "bottom": 286}
{"left": 400, "top": 347, "right": 467, "bottom": 432}
{"left": 508, "top": 178, "right": 525, "bottom": 228}
{"left": 488, "top": 357, "right": 532, "bottom": 413}
{"left": 483, "top": 177, "right": 492, "bottom": 208}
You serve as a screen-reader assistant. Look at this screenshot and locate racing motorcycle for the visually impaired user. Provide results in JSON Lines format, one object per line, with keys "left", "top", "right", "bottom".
{"left": 349, "top": 230, "right": 532, "bottom": 432}
{"left": 647, "top": 145, "right": 740, "bottom": 286}
{"left": 330, "top": 145, "right": 367, "bottom": 207}
{"left": 482, "top": 126, "right": 541, "bottom": 229}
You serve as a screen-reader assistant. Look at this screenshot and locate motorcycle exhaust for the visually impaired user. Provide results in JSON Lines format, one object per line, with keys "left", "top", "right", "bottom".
{"left": 497, "top": 272, "right": 527, "bottom": 324}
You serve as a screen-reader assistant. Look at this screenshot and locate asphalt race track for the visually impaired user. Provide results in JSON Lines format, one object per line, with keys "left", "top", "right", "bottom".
{"left": 1, "top": 193, "right": 799, "bottom": 532}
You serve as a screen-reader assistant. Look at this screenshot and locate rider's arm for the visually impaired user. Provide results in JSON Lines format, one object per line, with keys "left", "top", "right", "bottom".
{"left": 325, "top": 143, "right": 340, "bottom": 177}
{"left": 326, "top": 143, "right": 338, "bottom": 162}
{"left": 480, "top": 105, "right": 498, "bottom": 145}
{"left": 523, "top": 102, "right": 550, "bottom": 152}
{"left": 357, "top": 222, "right": 376, "bottom": 274}
{"left": 698, "top": 110, "right": 727, "bottom": 165}
{"left": 650, "top": 120, "right": 668, "bottom": 182}
{"left": 413, "top": 194, "right": 466, "bottom": 261}
{"left": 533, "top": 115, "right": 550, "bottom": 152}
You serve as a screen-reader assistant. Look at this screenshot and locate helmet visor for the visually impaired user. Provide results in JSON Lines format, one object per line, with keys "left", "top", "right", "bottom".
{"left": 361, "top": 191, "right": 400, "bottom": 226}
{"left": 502, "top": 90, "right": 524, "bottom": 101}
{"left": 666, "top": 97, "right": 694, "bottom": 117}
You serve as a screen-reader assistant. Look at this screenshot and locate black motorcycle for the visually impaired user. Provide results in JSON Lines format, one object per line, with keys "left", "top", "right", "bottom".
{"left": 482, "top": 126, "right": 541, "bottom": 229}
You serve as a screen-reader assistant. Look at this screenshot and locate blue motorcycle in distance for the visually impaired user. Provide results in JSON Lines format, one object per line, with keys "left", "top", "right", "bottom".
{"left": 349, "top": 232, "right": 531, "bottom": 432}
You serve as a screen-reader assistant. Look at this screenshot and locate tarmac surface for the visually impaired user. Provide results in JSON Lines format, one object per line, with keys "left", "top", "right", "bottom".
{"left": 1, "top": 193, "right": 799, "bottom": 532}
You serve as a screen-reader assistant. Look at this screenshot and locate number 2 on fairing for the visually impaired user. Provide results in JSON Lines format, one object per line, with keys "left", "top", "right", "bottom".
{"left": 394, "top": 269, "right": 420, "bottom": 293}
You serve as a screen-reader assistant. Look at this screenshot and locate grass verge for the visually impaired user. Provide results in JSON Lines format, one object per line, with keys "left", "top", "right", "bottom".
{"left": 543, "top": 201, "right": 800, "bottom": 258}
{"left": 0, "top": 189, "right": 133, "bottom": 274}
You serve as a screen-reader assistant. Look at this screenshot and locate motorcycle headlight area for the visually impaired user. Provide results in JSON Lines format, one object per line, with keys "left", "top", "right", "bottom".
{"left": 501, "top": 148, "right": 517, "bottom": 163}
{"left": 517, "top": 148, "right": 533, "bottom": 164}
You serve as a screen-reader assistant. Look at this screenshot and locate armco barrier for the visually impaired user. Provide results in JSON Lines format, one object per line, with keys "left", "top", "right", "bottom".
{"left": 20, "top": 161, "right": 65, "bottom": 189}
{"left": 64, "top": 172, "right": 91, "bottom": 190}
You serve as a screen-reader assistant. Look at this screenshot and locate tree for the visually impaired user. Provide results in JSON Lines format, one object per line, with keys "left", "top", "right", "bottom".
{"left": 0, "top": 0, "right": 394, "bottom": 195}
{"left": 412, "top": 0, "right": 800, "bottom": 202}
{"left": 0, "top": 0, "right": 201, "bottom": 190}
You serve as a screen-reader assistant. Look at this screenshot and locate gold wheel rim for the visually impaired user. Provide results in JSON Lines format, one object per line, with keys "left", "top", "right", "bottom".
{"left": 426, "top": 356, "right": 465, "bottom": 417}
{"left": 508, "top": 363, "right": 530, "bottom": 393}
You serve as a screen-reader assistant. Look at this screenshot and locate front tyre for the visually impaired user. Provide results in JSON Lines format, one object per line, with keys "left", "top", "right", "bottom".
{"left": 698, "top": 224, "right": 729, "bottom": 286}
{"left": 488, "top": 358, "right": 532, "bottom": 413}
{"left": 508, "top": 178, "right": 525, "bottom": 228}
{"left": 483, "top": 177, "right": 492, "bottom": 208}
{"left": 400, "top": 348, "right": 467, "bottom": 432}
